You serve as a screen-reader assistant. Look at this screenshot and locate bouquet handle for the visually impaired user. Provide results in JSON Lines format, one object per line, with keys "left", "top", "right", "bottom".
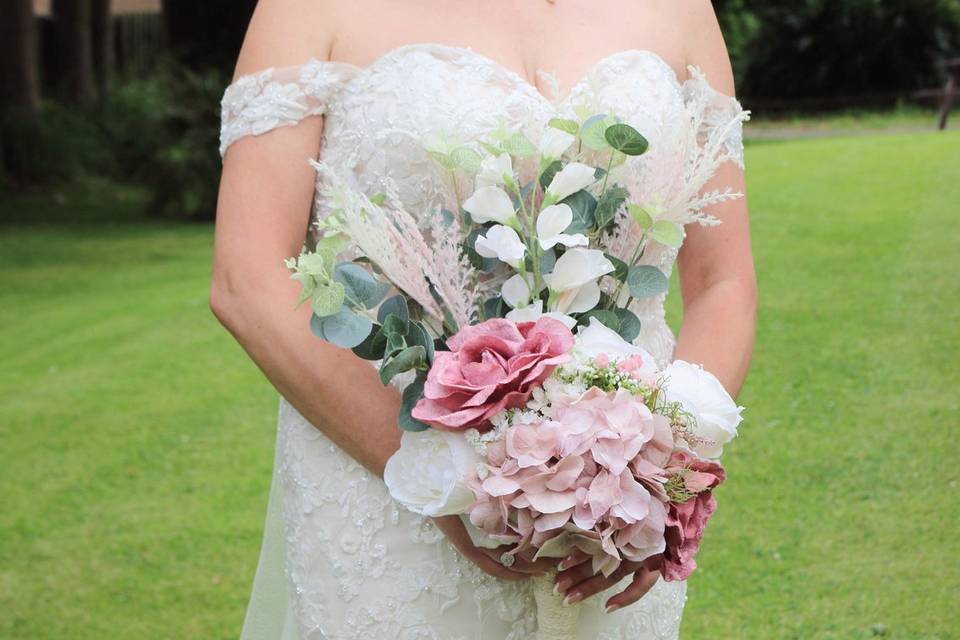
{"left": 533, "top": 571, "right": 580, "bottom": 640}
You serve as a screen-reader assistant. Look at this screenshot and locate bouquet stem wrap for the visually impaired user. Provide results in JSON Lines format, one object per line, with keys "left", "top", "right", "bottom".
{"left": 533, "top": 571, "right": 580, "bottom": 640}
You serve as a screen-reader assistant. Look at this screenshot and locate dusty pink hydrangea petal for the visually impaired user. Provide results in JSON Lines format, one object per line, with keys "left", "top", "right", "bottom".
{"left": 586, "top": 470, "right": 621, "bottom": 521}
{"left": 526, "top": 489, "right": 578, "bottom": 514}
{"left": 610, "top": 470, "right": 652, "bottom": 523}
{"left": 534, "top": 508, "right": 574, "bottom": 532}
{"left": 506, "top": 421, "right": 562, "bottom": 468}
{"left": 481, "top": 472, "right": 521, "bottom": 497}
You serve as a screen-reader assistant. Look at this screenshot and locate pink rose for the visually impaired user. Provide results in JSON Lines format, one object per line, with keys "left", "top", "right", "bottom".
{"left": 661, "top": 451, "right": 726, "bottom": 581}
{"left": 412, "top": 317, "right": 574, "bottom": 431}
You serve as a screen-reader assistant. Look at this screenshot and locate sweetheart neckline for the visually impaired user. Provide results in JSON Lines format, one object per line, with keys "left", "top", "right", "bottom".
{"left": 309, "top": 42, "right": 691, "bottom": 106}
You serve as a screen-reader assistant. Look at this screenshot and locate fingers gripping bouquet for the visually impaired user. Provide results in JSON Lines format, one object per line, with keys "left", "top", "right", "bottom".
{"left": 287, "top": 112, "right": 744, "bottom": 638}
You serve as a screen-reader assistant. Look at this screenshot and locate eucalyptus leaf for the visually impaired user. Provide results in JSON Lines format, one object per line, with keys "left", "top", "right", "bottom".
{"left": 369, "top": 192, "right": 387, "bottom": 206}
{"left": 650, "top": 220, "right": 684, "bottom": 248}
{"left": 377, "top": 295, "right": 409, "bottom": 325}
{"left": 595, "top": 185, "right": 630, "bottom": 231}
{"left": 398, "top": 371, "right": 430, "bottom": 432}
{"left": 428, "top": 150, "right": 456, "bottom": 170}
{"left": 381, "top": 312, "right": 409, "bottom": 338}
{"left": 539, "top": 247, "right": 557, "bottom": 275}
{"left": 548, "top": 118, "right": 580, "bottom": 135}
{"left": 310, "top": 280, "right": 347, "bottom": 317}
{"left": 539, "top": 160, "right": 563, "bottom": 191}
{"left": 408, "top": 321, "right": 435, "bottom": 363}
{"left": 379, "top": 345, "right": 427, "bottom": 386}
{"left": 352, "top": 324, "right": 386, "bottom": 360}
{"left": 451, "top": 146, "right": 482, "bottom": 172}
{"left": 310, "top": 307, "right": 373, "bottom": 349}
{"left": 628, "top": 204, "right": 654, "bottom": 230}
{"left": 580, "top": 309, "right": 619, "bottom": 331}
{"left": 604, "top": 123, "right": 649, "bottom": 156}
{"left": 627, "top": 265, "right": 669, "bottom": 299}
{"left": 334, "top": 263, "right": 390, "bottom": 309}
{"left": 501, "top": 133, "right": 537, "bottom": 157}
{"left": 483, "top": 296, "right": 507, "bottom": 320}
{"left": 561, "top": 189, "right": 598, "bottom": 234}
{"left": 581, "top": 114, "right": 615, "bottom": 151}
{"left": 605, "top": 253, "right": 629, "bottom": 283}
{"left": 613, "top": 308, "right": 642, "bottom": 342}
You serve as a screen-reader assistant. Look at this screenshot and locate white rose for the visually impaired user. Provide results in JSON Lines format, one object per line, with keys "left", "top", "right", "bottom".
{"left": 574, "top": 318, "right": 658, "bottom": 375}
{"left": 463, "top": 186, "right": 517, "bottom": 225}
{"left": 545, "top": 162, "right": 597, "bottom": 202}
{"left": 384, "top": 429, "right": 483, "bottom": 517}
{"left": 662, "top": 360, "right": 743, "bottom": 459}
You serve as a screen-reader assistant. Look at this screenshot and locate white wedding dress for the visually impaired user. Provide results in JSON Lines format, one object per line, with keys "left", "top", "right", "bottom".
{"left": 219, "top": 43, "right": 747, "bottom": 640}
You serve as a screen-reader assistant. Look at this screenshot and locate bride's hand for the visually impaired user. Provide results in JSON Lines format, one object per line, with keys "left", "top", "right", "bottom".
{"left": 553, "top": 551, "right": 663, "bottom": 613}
{"left": 431, "top": 515, "right": 555, "bottom": 582}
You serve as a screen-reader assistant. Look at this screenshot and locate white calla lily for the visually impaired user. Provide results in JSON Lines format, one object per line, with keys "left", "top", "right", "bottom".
{"left": 476, "top": 153, "right": 514, "bottom": 189}
{"left": 474, "top": 225, "right": 527, "bottom": 268}
{"left": 544, "top": 248, "right": 614, "bottom": 292}
{"left": 536, "top": 204, "right": 589, "bottom": 250}
{"left": 501, "top": 274, "right": 532, "bottom": 308}
{"left": 463, "top": 186, "right": 517, "bottom": 225}
{"left": 539, "top": 128, "right": 575, "bottom": 159}
{"left": 545, "top": 162, "right": 597, "bottom": 202}
{"left": 505, "top": 300, "right": 577, "bottom": 329}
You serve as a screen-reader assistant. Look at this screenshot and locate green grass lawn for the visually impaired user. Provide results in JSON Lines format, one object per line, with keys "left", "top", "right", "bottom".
{"left": 2, "top": 131, "right": 958, "bottom": 639}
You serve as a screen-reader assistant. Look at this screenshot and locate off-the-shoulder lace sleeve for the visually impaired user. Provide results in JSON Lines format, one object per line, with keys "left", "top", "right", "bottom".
{"left": 219, "top": 59, "right": 357, "bottom": 157}
{"left": 682, "top": 67, "right": 750, "bottom": 169}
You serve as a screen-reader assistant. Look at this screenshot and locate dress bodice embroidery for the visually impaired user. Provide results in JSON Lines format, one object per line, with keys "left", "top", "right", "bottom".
{"left": 223, "top": 42, "right": 748, "bottom": 640}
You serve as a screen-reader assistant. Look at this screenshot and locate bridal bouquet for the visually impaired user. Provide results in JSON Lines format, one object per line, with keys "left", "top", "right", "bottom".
{"left": 287, "top": 111, "right": 743, "bottom": 638}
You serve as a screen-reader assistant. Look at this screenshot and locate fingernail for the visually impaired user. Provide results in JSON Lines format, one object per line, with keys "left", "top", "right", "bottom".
{"left": 558, "top": 557, "right": 575, "bottom": 571}
{"left": 605, "top": 603, "right": 620, "bottom": 615}
{"left": 563, "top": 592, "right": 580, "bottom": 606}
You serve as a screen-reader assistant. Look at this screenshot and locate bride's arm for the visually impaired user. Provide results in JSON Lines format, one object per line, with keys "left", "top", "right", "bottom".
{"left": 211, "top": 0, "right": 544, "bottom": 582}
{"left": 211, "top": 0, "right": 408, "bottom": 478}
{"left": 672, "top": 3, "right": 757, "bottom": 398}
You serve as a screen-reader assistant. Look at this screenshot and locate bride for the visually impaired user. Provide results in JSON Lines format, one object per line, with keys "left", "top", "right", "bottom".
{"left": 211, "top": 0, "right": 756, "bottom": 638}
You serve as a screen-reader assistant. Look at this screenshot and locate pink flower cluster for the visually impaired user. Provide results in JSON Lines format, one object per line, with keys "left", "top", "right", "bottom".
{"left": 468, "top": 386, "right": 725, "bottom": 581}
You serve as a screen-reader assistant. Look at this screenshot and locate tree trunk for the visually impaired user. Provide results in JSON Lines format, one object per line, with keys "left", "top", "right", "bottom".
{"left": 53, "top": 0, "right": 95, "bottom": 104}
{"left": 0, "top": 0, "right": 42, "bottom": 183}
{"left": 91, "top": 0, "right": 113, "bottom": 97}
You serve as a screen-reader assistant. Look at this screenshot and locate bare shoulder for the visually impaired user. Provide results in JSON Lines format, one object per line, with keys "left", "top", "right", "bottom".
{"left": 670, "top": 0, "right": 736, "bottom": 94}
{"left": 233, "top": 0, "right": 338, "bottom": 78}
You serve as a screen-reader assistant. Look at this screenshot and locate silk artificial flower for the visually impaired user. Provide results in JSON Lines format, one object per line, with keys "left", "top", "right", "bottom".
{"left": 662, "top": 361, "right": 743, "bottom": 459}
{"left": 544, "top": 248, "right": 614, "bottom": 314}
{"left": 545, "top": 162, "right": 597, "bottom": 203}
{"left": 501, "top": 273, "right": 533, "bottom": 308}
{"left": 574, "top": 318, "right": 659, "bottom": 383}
{"left": 383, "top": 428, "right": 484, "bottom": 517}
{"left": 505, "top": 299, "right": 577, "bottom": 329}
{"left": 463, "top": 185, "right": 517, "bottom": 225}
{"left": 476, "top": 153, "right": 514, "bottom": 189}
{"left": 539, "top": 128, "right": 576, "bottom": 159}
{"left": 475, "top": 225, "right": 527, "bottom": 268}
{"left": 536, "top": 204, "right": 589, "bottom": 250}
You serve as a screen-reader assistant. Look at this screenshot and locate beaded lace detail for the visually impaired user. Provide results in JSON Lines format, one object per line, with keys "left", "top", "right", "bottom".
{"left": 224, "top": 43, "right": 747, "bottom": 640}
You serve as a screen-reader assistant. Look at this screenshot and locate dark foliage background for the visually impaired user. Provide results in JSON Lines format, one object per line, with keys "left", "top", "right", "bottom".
{"left": 1, "top": 0, "right": 958, "bottom": 220}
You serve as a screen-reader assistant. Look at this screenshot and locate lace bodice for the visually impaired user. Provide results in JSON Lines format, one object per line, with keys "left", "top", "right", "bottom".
{"left": 223, "top": 43, "right": 748, "bottom": 640}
